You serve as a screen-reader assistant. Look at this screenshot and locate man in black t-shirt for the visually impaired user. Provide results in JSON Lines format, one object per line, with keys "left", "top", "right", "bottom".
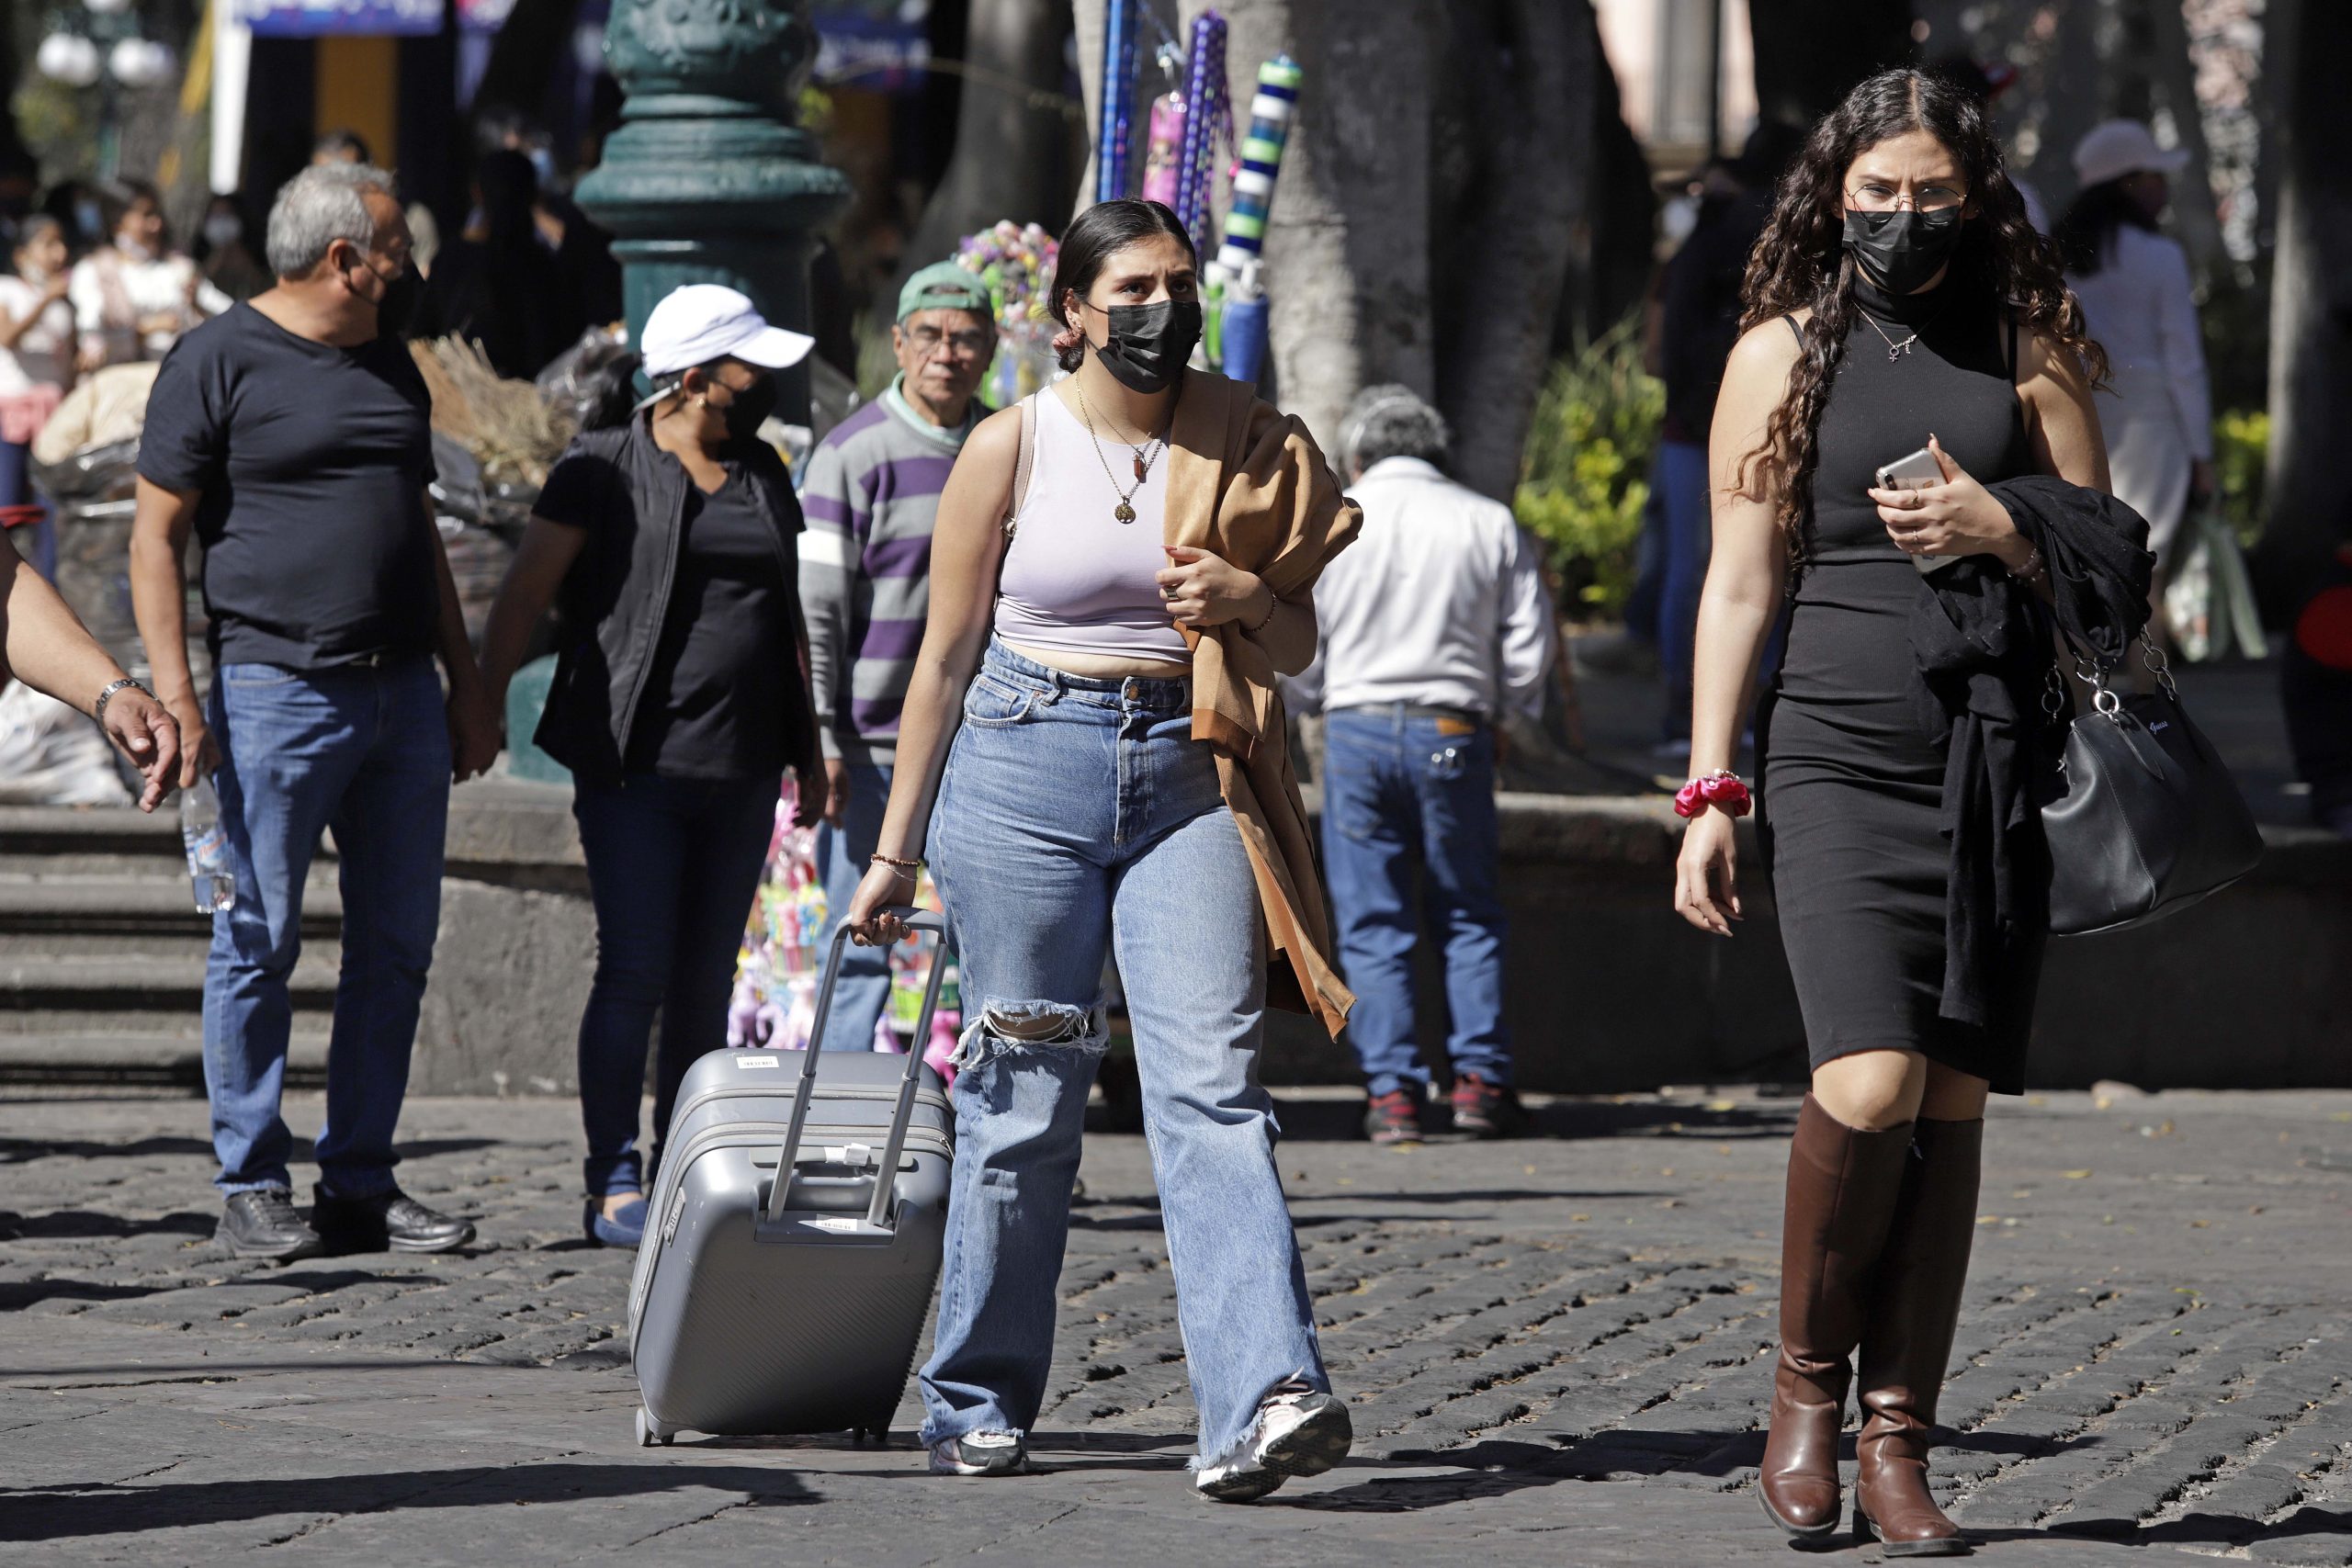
{"left": 130, "top": 162, "right": 500, "bottom": 1261}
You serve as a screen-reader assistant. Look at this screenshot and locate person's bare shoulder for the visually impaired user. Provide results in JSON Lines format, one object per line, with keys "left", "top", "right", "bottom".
{"left": 1721, "top": 313, "right": 1805, "bottom": 393}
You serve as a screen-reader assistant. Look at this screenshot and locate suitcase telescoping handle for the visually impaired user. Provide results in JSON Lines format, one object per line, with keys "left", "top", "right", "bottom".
{"left": 763, "top": 908, "right": 951, "bottom": 1229}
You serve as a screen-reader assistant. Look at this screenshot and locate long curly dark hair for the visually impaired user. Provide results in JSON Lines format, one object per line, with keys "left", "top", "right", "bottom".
{"left": 1737, "top": 69, "right": 2107, "bottom": 568}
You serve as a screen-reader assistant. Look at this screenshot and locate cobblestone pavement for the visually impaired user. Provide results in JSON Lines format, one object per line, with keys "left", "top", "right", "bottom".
{"left": 2, "top": 1086, "right": 2348, "bottom": 1566}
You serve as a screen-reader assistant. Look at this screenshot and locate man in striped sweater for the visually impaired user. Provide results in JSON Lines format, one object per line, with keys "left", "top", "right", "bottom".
{"left": 798, "top": 261, "right": 995, "bottom": 1050}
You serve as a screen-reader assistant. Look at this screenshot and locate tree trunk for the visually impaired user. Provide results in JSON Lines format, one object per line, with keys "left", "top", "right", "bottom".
{"left": 2024, "top": 0, "right": 2104, "bottom": 219}
{"left": 899, "top": 0, "right": 1079, "bottom": 289}
{"left": 1430, "top": 0, "right": 1589, "bottom": 501}
{"left": 2143, "top": 0, "right": 2226, "bottom": 275}
{"left": 2261, "top": 0, "right": 2352, "bottom": 583}
{"left": 1746, "top": 0, "right": 1911, "bottom": 128}
{"left": 1174, "top": 0, "right": 1440, "bottom": 451}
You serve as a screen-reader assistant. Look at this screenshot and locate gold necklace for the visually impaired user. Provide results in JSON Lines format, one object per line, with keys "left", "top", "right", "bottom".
{"left": 1074, "top": 382, "right": 1168, "bottom": 525}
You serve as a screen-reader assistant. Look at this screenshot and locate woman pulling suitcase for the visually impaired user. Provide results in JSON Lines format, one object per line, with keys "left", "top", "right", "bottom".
{"left": 844, "top": 197, "right": 1363, "bottom": 1500}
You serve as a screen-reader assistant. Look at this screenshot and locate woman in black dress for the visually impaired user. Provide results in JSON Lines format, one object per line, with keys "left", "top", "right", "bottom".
{"left": 1674, "top": 72, "right": 2115, "bottom": 1554}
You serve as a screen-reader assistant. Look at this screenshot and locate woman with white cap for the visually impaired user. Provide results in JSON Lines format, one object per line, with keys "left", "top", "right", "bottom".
{"left": 2058, "top": 119, "right": 2214, "bottom": 583}
{"left": 478, "top": 283, "right": 822, "bottom": 1247}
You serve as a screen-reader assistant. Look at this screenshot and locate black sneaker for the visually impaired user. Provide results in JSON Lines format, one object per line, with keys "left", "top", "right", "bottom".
{"left": 1363, "top": 1089, "right": 1425, "bottom": 1145}
{"left": 219, "top": 1189, "right": 326, "bottom": 1261}
{"left": 1450, "top": 1072, "right": 1530, "bottom": 1139}
{"left": 311, "top": 1184, "right": 476, "bottom": 1255}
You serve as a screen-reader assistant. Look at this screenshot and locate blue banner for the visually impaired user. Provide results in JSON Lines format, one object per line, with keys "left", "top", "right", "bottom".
{"left": 235, "top": 0, "right": 443, "bottom": 39}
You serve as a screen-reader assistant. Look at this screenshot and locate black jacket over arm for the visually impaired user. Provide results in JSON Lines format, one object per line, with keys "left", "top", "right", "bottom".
{"left": 1908, "top": 475, "right": 2154, "bottom": 1035}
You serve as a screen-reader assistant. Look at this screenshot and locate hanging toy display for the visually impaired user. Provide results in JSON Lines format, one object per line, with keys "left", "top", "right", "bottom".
{"left": 956, "top": 220, "right": 1061, "bottom": 407}
{"left": 1208, "top": 52, "right": 1302, "bottom": 387}
{"left": 726, "top": 773, "right": 952, "bottom": 1075}
{"left": 1141, "top": 91, "right": 1186, "bottom": 207}
{"left": 1095, "top": 0, "right": 1141, "bottom": 203}
{"left": 1173, "top": 11, "right": 1232, "bottom": 248}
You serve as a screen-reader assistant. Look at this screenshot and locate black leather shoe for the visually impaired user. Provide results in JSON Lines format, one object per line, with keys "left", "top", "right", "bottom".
{"left": 311, "top": 1184, "right": 476, "bottom": 1255}
{"left": 219, "top": 1189, "right": 326, "bottom": 1261}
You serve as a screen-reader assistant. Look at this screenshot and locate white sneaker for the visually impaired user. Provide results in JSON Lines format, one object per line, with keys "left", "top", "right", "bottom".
{"left": 928, "top": 1430, "right": 1028, "bottom": 1476}
{"left": 1193, "top": 1388, "right": 1352, "bottom": 1502}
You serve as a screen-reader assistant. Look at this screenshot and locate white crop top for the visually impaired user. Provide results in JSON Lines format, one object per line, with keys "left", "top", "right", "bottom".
{"left": 993, "top": 389, "right": 1191, "bottom": 664}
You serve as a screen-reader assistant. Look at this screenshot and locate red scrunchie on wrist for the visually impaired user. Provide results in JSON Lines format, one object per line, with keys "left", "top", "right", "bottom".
{"left": 1673, "top": 772, "right": 1752, "bottom": 819}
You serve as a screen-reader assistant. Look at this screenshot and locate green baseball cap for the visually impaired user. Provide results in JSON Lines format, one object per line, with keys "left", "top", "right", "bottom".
{"left": 897, "top": 261, "right": 993, "bottom": 325}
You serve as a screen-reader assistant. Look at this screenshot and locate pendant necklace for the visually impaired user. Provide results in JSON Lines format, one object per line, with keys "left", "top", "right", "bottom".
{"left": 1075, "top": 382, "right": 1168, "bottom": 525}
{"left": 1861, "top": 310, "right": 1920, "bottom": 362}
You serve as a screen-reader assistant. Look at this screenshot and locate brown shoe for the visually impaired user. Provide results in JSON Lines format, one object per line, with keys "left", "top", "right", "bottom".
{"left": 1852, "top": 1115, "right": 1984, "bottom": 1557}
{"left": 1758, "top": 1096, "right": 1914, "bottom": 1541}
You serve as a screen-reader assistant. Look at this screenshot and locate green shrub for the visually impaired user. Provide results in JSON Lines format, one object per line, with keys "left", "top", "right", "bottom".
{"left": 2212, "top": 407, "right": 2267, "bottom": 547}
{"left": 1513, "top": 319, "right": 1664, "bottom": 617}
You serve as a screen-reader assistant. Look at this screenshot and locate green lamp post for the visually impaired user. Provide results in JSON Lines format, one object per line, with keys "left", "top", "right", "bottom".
{"left": 575, "top": 0, "right": 850, "bottom": 424}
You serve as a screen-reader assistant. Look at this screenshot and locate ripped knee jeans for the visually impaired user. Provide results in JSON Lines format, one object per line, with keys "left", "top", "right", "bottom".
{"left": 915, "top": 637, "right": 1330, "bottom": 1462}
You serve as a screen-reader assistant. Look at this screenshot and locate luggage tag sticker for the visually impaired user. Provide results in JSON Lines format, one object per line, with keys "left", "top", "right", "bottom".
{"left": 735, "top": 1055, "right": 781, "bottom": 1068}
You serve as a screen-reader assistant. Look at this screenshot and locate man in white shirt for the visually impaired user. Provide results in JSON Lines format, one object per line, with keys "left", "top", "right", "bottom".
{"left": 1290, "top": 386, "right": 1553, "bottom": 1144}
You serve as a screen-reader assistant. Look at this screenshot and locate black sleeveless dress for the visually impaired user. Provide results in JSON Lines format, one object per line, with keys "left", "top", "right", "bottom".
{"left": 1757, "top": 267, "right": 2040, "bottom": 1094}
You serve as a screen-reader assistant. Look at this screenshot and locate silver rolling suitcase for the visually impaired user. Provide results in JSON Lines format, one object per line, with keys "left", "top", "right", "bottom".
{"left": 627, "top": 911, "right": 953, "bottom": 1446}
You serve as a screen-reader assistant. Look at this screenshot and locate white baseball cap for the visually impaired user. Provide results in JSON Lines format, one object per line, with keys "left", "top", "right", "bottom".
{"left": 2072, "top": 119, "right": 2189, "bottom": 190}
{"left": 638, "top": 284, "right": 813, "bottom": 378}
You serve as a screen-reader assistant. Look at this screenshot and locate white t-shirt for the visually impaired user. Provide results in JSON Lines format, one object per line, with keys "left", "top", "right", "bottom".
{"left": 0, "top": 276, "right": 75, "bottom": 397}
{"left": 69, "top": 247, "right": 232, "bottom": 367}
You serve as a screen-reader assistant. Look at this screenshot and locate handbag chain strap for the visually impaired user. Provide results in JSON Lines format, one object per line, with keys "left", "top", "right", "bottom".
{"left": 2045, "top": 630, "right": 2176, "bottom": 723}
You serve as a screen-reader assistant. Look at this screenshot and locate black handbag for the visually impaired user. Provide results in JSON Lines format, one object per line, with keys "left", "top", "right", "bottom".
{"left": 2037, "top": 634, "right": 2263, "bottom": 934}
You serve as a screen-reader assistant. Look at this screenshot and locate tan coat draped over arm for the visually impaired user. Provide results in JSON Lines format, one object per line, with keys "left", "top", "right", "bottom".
{"left": 1162, "top": 369, "right": 1362, "bottom": 1038}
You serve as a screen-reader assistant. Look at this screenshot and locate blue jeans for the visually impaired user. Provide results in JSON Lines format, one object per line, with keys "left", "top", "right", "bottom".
{"left": 204, "top": 660, "right": 449, "bottom": 1198}
{"left": 813, "top": 760, "right": 894, "bottom": 1053}
{"left": 1321, "top": 706, "right": 1510, "bottom": 1100}
{"left": 1657, "top": 438, "right": 1712, "bottom": 740}
{"left": 918, "top": 640, "right": 1328, "bottom": 1463}
{"left": 572, "top": 772, "right": 777, "bottom": 1198}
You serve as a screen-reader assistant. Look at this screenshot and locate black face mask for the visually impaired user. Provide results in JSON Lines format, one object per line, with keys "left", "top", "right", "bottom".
{"left": 1841, "top": 208, "right": 1965, "bottom": 297}
{"left": 365, "top": 261, "right": 424, "bottom": 339}
{"left": 1091, "top": 299, "right": 1202, "bottom": 394}
{"left": 720, "top": 374, "right": 779, "bottom": 444}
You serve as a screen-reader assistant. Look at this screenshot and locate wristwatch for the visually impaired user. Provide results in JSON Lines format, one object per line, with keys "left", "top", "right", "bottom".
{"left": 93, "top": 677, "right": 152, "bottom": 726}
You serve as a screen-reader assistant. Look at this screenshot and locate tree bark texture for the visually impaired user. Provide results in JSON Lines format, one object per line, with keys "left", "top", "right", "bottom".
{"left": 2261, "top": 0, "right": 2352, "bottom": 580}
{"left": 898, "top": 0, "right": 1077, "bottom": 290}
{"left": 2141, "top": 0, "right": 2225, "bottom": 274}
{"left": 1430, "top": 0, "right": 1589, "bottom": 500}
{"left": 1745, "top": 0, "right": 1912, "bottom": 128}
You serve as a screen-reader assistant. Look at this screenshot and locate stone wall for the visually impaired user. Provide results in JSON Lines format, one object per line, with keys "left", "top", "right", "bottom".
{"left": 413, "top": 782, "right": 2352, "bottom": 1096}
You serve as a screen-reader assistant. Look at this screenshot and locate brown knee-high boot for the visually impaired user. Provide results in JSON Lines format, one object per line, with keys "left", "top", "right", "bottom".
{"left": 1852, "top": 1114, "right": 1984, "bottom": 1556}
{"left": 1758, "top": 1095, "right": 1915, "bottom": 1540}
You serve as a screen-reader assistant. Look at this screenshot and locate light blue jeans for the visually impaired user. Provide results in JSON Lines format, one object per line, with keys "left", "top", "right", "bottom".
{"left": 813, "top": 760, "right": 895, "bottom": 1053}
{"left": 204, "top": 659, "right": 449, "bottom": 1198}
{"left": 916, "top": 639, "right": 1329, "bottom": 1463}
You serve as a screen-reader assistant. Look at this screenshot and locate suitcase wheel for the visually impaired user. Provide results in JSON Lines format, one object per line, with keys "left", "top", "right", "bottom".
{"left": 636, "top": 1407, "right": 675, "bottom": 1447}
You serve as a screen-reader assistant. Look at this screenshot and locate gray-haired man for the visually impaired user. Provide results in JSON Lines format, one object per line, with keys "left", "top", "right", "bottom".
{"left": 1290, "top": 386, "right": 1554, "bottom": 1145}
{"left": 130, "top": 163, "right": 499, "bottom": 1259}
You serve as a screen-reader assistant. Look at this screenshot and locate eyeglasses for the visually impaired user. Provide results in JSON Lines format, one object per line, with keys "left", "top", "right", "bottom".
{"left": 1847, "top": 182, "right": 1967, "bottom": 213}
{"left": 904, "top": 326, "right": 993, "bottom": 358}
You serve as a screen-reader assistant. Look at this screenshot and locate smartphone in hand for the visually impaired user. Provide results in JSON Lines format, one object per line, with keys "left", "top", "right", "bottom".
{"left": 1875, "top": 446, "right": 1961, "bottom": 574}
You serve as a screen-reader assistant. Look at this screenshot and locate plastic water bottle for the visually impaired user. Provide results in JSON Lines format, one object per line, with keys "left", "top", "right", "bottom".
{"left": 180, "top": 776, "right": 236, "bottom": 915}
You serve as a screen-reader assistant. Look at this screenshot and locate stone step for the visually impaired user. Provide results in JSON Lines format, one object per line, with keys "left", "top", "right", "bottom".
{"left": 0, "top": 807, "right": 340, "bottom": 863}
{"left": 0, "top": 1006, "right": 334, "bottom": 1038}
{"left": 0, "top": 952, "right": 343, "bottom": 1012}
{"left": 0, "top": 876, "right": 342, "bottom": 938}
{"left": 0, "top": 1032, "right": 330, "bottom": 1089}
{"left": 0, "top": 806, "right": 183, "bottom": 858}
